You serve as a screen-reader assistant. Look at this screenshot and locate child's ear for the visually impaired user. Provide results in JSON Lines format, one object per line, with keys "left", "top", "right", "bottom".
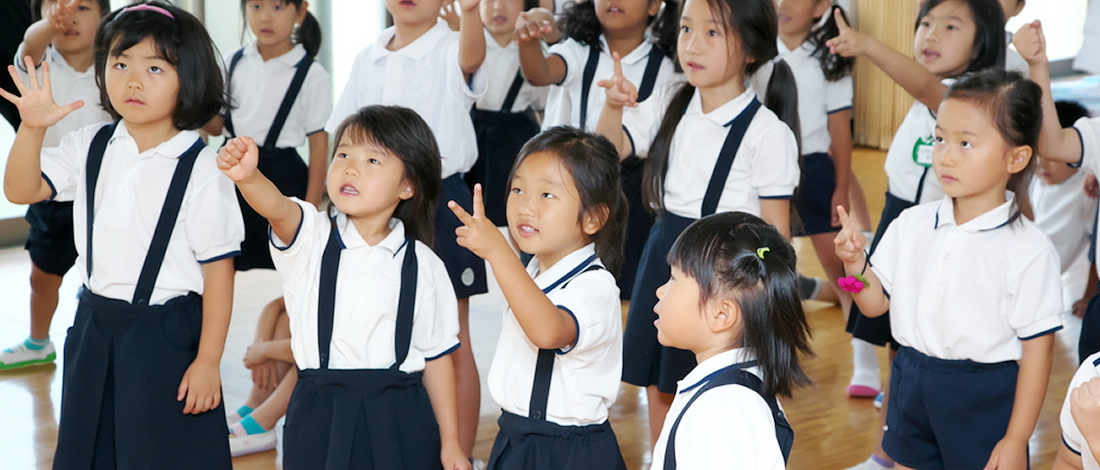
{"left": 709, "top": 297, "right": 742, "bottom": 334}
{"left": 1006, "top": 145, "right": 1033, "bottom": 174}
{"left": 399, "top": 180, "right": 415, "bottom": 200}
{"left": 813, "top": 0, "right": 831, "bottom": 20}
{"left": 647, "top": 0, "right": 662, "bottom": 17}
{"left": 581, "top": 203, "right": 609, "bottom": 236}
{"left": 298, "top": 1, "right": 311, "bottom": 22}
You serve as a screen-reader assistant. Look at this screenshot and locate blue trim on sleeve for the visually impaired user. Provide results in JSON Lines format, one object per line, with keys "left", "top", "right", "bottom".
{"left": 550, "top": 52, "right": 568, "bottom": 86}
{"left": 306, "top": 128, "right": 326, "bottom": 136}
{"left": 272, "top": 204, "right": 305, "bottom": 251}
{"left": 827, "top": 106, "right": 852, "bottom": 115}
{"left": 199, "top": 250, "right": 241, "bottom": 264}
{"left": 41, "top": 172, "right": 57, "bottom": 201}
{"left": 759, "top": 195, "right": 793, "bottom": 200}
{"left": 554, "top": 305, "right": 580, "bottom": 355}
{"left": 1063, "top": 434, "right": 1083, "bottom": 456}
{"left": 623, "top": 125, "right": 635, "bottom": 157}
{"left": 426, "top": 342, "right": 461, "bottom": 361}
{"left": 1018, "top": 325, "right": 1063, "bottom": 341}
{"left": 883, "top": 288, "right": 890, "bottom": 300}
{"left": 1070, "top": 127, "right": 1085, "bottom": 169}
{"left": 1093, "top": 355, "right": 1100, "bottom": 367}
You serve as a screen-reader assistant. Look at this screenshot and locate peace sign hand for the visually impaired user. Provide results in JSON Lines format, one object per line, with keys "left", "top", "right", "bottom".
{"left": 0, "top": 56, "right": 84, "bottom": 130}
{"left": 449, "top": 184, "right": 510, "bottom": 263}
{"left": 833, "top": 205, "right": 867, "bottom": 265}
{"left": 597, "top": 52, "right": 639, "bottom": 109}
{"left": 824, "top": 8, "right": 868, "bottom": 58}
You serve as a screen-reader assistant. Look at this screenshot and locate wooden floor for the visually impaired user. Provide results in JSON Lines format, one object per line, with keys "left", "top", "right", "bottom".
{"left": 0, "top": 147, "right": 1085, "bottom": 469}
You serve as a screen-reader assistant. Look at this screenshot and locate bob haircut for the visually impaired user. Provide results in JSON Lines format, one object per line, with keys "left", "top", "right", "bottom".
{"left": 915, "top": 0, "right": 1006, "bottom": 73}
{"left": 94, "top": 1, "right": 229, "bottom": 130}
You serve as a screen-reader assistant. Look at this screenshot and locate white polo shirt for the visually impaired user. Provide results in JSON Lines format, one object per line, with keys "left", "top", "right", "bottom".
{"left": 222, "top": 43, "right": 332, "bottom": 148}
{"left": 622, "top": 84, "right": 800, "bottom": 219}
{"left": 546, "top": 35, "right": 680, "bottom": 130}
{"left": 650, "top": 348, "right": 785, "bottom": 470}
{"left": 325, "top": 20, "right": 486, "bottom": 180}
{"left": 475, "top": 30, "right": 547, "bottom": 113}
{"left": 487, "top": 244, "right": 622, "bottom": 426}
{"left": 883, "top": 97, "right": 947, "bottom": 204}
{"left": 1030, "top": 171, "right": 1095, "bottom": 273}
{"left": 15, "top": 45, "right": 112, "bottom": 149}
{"left": 270, "top": 200, "right": 460, "bottom": 372}
{"left": 40, "top": 122, "right": 245, "bottom": 305}
{"left": 1061, "top": 352, "right": 1100, "bottom": 470}
{"left": 777, "top": 39, "right": 853, "bottom": 156}
{"left": 870, "top": 195, "right": 1064, "bottom": 362}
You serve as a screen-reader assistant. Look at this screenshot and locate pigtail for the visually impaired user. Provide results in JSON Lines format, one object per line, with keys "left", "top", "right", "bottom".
{"left": 642, "top": 82, "right": 696, "bottom": 212}
{"left": 650, "top": 0, "right": 680, "bottom": 57}
{"left": 763, "top": 59, "right": 802, "bottom": 154}
{"left": 809, "top": 5, "right": 854, "bottom": 81}
{"left": 296, "top": 11, "right": 322, "bottom": 58}
{"left": 558, "top": 1, "right": 602, "bottom": 47}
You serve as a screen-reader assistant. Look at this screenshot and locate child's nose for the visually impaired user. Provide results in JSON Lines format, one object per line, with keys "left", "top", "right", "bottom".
{"left": 656, "top": 282, "right": 668, "bottom": 300}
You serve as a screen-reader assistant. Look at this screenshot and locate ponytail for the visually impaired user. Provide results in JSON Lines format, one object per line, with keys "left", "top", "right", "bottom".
{"left": 650, "top": 0, "right": 680, "bottom": 56}
{"left": 763, "top": 59, "right": 802, "bottom": 154}
{"left": 642, "top": 83, "right": 696, "bottom": 212}
{"left": 809, "top": 5, "right": 854, "bottom": 81}
{"left": 296, "top": 10, "right": 322, "bottom": 58}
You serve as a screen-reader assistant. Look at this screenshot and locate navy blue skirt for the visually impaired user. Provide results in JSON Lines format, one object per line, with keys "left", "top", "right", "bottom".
{"left": 235, "top": 146, "right": 309, "bottom": 271}
{"left": 619, "top": 156, "right": 653, "bottom": 300}
{"left": 622, "top": 212, "right": 697, "bottom": 393}
{"left": 488, "top": 411, "right": 626, "bottom": 470}
{"left": 793, "top": 152, "right": 840, "bottom": 236}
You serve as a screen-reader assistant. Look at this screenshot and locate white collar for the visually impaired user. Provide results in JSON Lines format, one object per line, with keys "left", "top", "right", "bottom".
{"left": 684, "top": 87, "right": 758, "bottom": 127}
{"left": 371, "top": 20, "right": 452, "bottom": 63}
{"left": 678, "top": 348, "right": 756, "bottom": 394}
{"left": 244, "top": 42, "right": 307, "bottom": 67}
{"left": 109, "top": 121, "right": 200, "bottom": 159}
{"left": 528, "top": 243, "right": 600, "bottom": 291}
{"left": 933, "top": 192, "right": 1016, "bottom": 232}
{"left": 333, "top": 215, "right": 408, "bottom": 256}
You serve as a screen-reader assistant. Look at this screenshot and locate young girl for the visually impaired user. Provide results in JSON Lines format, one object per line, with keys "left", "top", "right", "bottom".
{"left": 515, "top": 0, "right": 681, "bottom": 299}
{"left": 467, "top": 0, "right": 545, "bottom": 225}
{"left": 449, "top": 127, "right": 629, "bottom": 469}
{"left": 650, "top": 211, "right": 812, "bottom": 469}
{"left": 325, "top": 1, "right": 486, "bottom": 452}
{"left": 595, "top": 0, "right": 801, "bottom": 444}
{"left": 834, "top": 68, "right": 1062, "bottom": 470}
{"left": 219, "top": 105, "right": 469, "bottom": 470}
{"left": 0, "top": 0, "right": 111, "bottom": 372}
{"left": 1, "top": 2, "right": 241, "bottom": 467}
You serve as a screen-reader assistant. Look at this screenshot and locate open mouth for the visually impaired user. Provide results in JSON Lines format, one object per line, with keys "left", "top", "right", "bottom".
{"left": 921, "top": 48, "right": 941, "bottom": 62}
{"left": 685, "top": 61, "right": 704, "bottom": 72}
{"left": 340, "top": 184, "right": 360, "bottom": 196}
{"left": 516, "top": 223, "right": 538, "bottom": 237}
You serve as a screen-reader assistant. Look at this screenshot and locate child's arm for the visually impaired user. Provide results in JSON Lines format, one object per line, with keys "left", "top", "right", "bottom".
{"left": 178, "top": 257, "right": 235, "bottom": 415}
{"left": 595, "top": 53, "right": 638, "bottom": 160}
{"left": 834, "top": 206, "right": 891, "bottom": 316}
{"left": 515, "top": 11, "right": 566, "bottom": 86}
{"left": 217, "top": 136, "right": 303, "bottom": 243}
{"left": 826, "top": 10, "right": 946, "bottom": 112}
{"left": 1069, "top": 377, "right": 1100, "bottom": 466}
{"left": 985, "top": 334, "right": 1055, "bottom": 470}
{"left": 448, "top": 186, "right": 578, "bottom": 349}
{"left": 19, "top": 0, "right": 77, "bottom": 67}
{"left": 457, "top": 0, "right": 485, "bottom": 76}
{"left": 305, "top": 131, "right": 328, "bottom": 207}
{"left": 1075, "top": 267, "right": 1097, "bottom": 319}
{"left": 243, "top": 338, "right": 294, "bottom": 367}
{"left": 828, "top": 109, "right": 854, "bottom": 226}
{"left": 423, "top": 354, "right": 471, "bottom": 470}
{"left": 0, "top": 59, "right": 84, "bottom": 204}
{"left": 1015, "top": 21, "right": 1083, "bottom": 163}
{"left": 760, "top": 199, "right": 791, "bottom": 240}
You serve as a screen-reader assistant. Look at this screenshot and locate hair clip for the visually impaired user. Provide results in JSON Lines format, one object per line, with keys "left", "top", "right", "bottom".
{"left": 756, "top": 247, "right": 770, "bottom": 259}
{"left": 121, "top": 4, "right": 175, "bottom": 19}
{"left": 837, "top": 251, "right": 870, "bottom": 293}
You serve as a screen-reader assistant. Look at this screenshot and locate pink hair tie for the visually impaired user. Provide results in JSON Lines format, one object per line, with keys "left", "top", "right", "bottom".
{"left": 121, "top": 4, "right": 175, "bottom": 19}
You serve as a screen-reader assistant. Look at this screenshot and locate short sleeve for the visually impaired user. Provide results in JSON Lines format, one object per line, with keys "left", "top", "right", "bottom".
{"left": 547, "top": 40, "right": 580, "bottom": 89}
{"left": 40, "top": 124, "right": 100, "bottom": 202}
{"left": 325, "top": 50, "right": 366, "bottom": 133}
{"left": 299, "top": 64, "right": 333, "bottom": 135}
{"left": 749, "top": 121, "right": 800, "bottom": 198}
{"left": 1061, "top": 354, "right": 1100, "bottom": 458}
{"left": 826, "top": 75, "right": 853, "bottom": 114}
{"left": 443, "top": 36, "right": 486, "bottom": 104}
{"left": 621, "top": 83, "right": 675, "bottom": 158}
{"left": 870, "top": 213, "right": 906, "bottom": 296}
{"left": 184, "top": 156, "right": 245, "bottom": 263}
{"left": 548, "top": 268, "right": 620, "bottom": 354}
{"left": 1076, "top": 117, "right": 1100, "bottom": 174}
{"left": 1008, "top": 241, "right": 1064, "bottom": 339}
{"left": 269, "top": 197, "right": 324, "bottom": 286}
{"left": 413, "top": 244, "right": 462, "bottom": 360}
{"left": 674, "top": 386, "right": 786, "bottom": 470}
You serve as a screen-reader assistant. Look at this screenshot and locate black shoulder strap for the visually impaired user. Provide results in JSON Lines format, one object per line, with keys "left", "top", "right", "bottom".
{"left": 701, "top": 98, "right": 762, "bottom": 217}
{"left": 663, "top": 366, "right": 793, "bottom": 469}
{"left": 579, "top": 44, "right": 601, "bottom": 129}
{"left": 223, "top": 48, "right": 245, "bottom": 139}
{"left": 263, "top": 54, "right": 314, "bottom": 149}
{"left": 500, "top": 71, "right": 526, "bottom": 113}
{"left": 637, "top": 47, "right": 666, "bottom": 102}
{"left": 84, "top": 122, "right": 116, "bottom": 279}
{"left": 391, "top": 237, "right": 418, "bottom": 371}
{"left": 131, "top": 138, "right": 204, "bottom": 305}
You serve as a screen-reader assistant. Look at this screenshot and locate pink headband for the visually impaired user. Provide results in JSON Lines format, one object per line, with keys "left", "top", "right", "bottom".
{"left": 121, "top": 4, "right": 175, "bottom": 19}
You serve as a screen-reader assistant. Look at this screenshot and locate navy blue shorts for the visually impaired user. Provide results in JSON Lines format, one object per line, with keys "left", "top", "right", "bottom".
{"left": 883, "top": 347, "right": 1018, "bottom": 470}
{"left": 1080, "top": 289, "right": 1100, "bottom": 363}
{"left": 24, "top": 200, "right": 77, "bottom": 276}
{"left": 793, "top": 152, "right": 839, "bottom": 236}
{"left": 437, "top": 174, "right": 488, "bottom": 299}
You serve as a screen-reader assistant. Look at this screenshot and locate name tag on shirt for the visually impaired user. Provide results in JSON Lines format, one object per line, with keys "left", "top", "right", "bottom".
{"left": 912, "top": 136, "right": 934, "bottom": 167}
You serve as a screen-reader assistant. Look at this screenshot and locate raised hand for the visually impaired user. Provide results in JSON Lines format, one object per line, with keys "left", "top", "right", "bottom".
{"left": 47, "top": 0, "right": 79, "bottom": 31}
{"left": 457, "top": 0, "right": 480, "bottom": 12}
{"left": 597, "top": 52, "right": 639, "bottom": 109}
{"left": 449, "top": 184, "right": 510, "bottom": 263}
{"left": 0, "top": 57, "right": 84, "bottom": 130}
{"left": 439, "top": 0, "right": 460, "bottom": 32}
{"left": 825, "top": 9, "right": 868, "bottom": 58}
{"left": 217, "top": 136, "right": 261, "bottom": 183}
{"left": 833, "top": 205, "right": 867, "bottom": 265}
{"left": 1071, "top": 377, "right": 1100, "bottom": 445}
{"left": 1013, "top": 20, "right": 1046, "bottom": 66}
{"left": 514, "top": 9, "right": 556, "bottom": 44}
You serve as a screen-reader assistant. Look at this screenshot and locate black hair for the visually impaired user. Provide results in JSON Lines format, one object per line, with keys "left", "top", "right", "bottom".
{"left": 330, "top": 106, "right": 442, "bottom": 246}
{"left": 641, "top": 0, "right": 801, "bottom": 211}
{"left": 943, "top": 68, "right": 1041, "bottom": 225}
{"left": 239, "top": 0, "right": 323, "bottom": 58}
{"left": 667, "top": 211, "right": 813, "bottom": 398}
{"left": 916, "top": 0, "right": 1006, "bottom": 74}
{"left": 808, "top": 4, "right": 854, "bottom": 81}
{"left": 524, "top": 0, "right": 540, "bottom": 10}
{"left": 557, "top": 0, "right": 679, "bottom": 53}
{"left": 510, "top": 126, "right": 628, "bottom": 276}
{"left": 1055, "top": 100, "right": 1090, "bottom": 129}
{"left": 95, "top": 1, "right": 230, "bottom": 131}
{"left": 31, "top": 0, "right": 112, "bottom": 21}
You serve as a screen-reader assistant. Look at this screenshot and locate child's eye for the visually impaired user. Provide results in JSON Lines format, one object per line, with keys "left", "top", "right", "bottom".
{"left": 933, "top": 135, "right": 944, "bottom": 144}
{"left": 78, "top": 5, "right": 91, "bottom": 11}
{"left": 946, "top": 24, "right": 957, "bottom": 30}
{"left": 149, "top": 66, "right": 162, "bottom": 74}
{"left": 961, "top": 141, "right": 972, "bottom": 149}
{"left": 113, "top": 62, "right": 127, "bottom": 70}
{"left": 707, "top": 29, "right": 719, "bottom": 37}
{"left": 920, "top": 20, "right": 931, "bottom": 28}
{"left": 679, "top": 26, "right": 690, "bottom": 34}
{"left": 273, "top": 4, "right": 282, "bottom": 10}
{"left": 510, "top": 187, "right": 522, "bottom": 194}
{"left": 541, "top": 192, "right": 555, "bottom": 199}
{"left": 336, "top": 153, "right": 348, "bottom": 159}
{"left": 369, "top": 158, "right": 381, "bottom": 164}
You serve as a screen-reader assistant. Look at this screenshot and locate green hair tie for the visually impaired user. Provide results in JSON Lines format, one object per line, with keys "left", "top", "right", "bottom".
{"left": 756, "top": 247, "right": 770, "bottom": 259}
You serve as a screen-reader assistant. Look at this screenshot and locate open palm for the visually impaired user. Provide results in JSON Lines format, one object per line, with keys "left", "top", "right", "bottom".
{"left": 0, "top": 57, "right": 84, "bottom": 130}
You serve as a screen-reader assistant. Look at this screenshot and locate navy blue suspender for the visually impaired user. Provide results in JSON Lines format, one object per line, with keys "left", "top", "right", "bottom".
{"left": 500, "top": 71, "right": 526, "bottom": 113}
{"left": 224, "top": 48, "right": 314, "bottom": 150}
{"left": 578, "top": 44, "right": 667, "bottom": 129}
{"left": 700, "top": 98, "right": 762, "bottom": 217}
{"left": 223, "top": 49, "right": 245, "bottom": 139}
{"left": 84, "top": 123, "right": 204, "bottom": 305}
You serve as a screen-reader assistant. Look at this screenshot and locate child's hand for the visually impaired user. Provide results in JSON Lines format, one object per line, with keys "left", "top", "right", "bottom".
{"left": 450, "top": 184, "right": 511, "bottom": 264}
{"left": 440, "top": 440, "right": 471, "bottom": 470}
{"left": 457, "top": 0, "right": 480, "bottom": 12}
{"left": 250, "top": 360, "right": 281, "bottom": 394}
{"left": 1085, "top": 173, "right": 1099, "bottom": 199}
{"left": 1071, "top": 377, "right": 1100, "bottom": 444}
{"left": 833, "top": 205, "right": 867, "bottom": 264}
{"left": 440, "top": 0, "right": 461, "bottom": 32}
{"left": 178, "top": 357, "right": 222, "bottom": 415}
{"left": 0, "top": 58, "right": 84, "bottom": 130}
{"left": 47, "top": 0, "right": 79, "bottom": 31}
{"left": 242, "top": 340, "right": 270, "bottom": 368}
{"left": 514, "top": 10, "right": 555, "bottom": 44}
{"left": 1013, "top": 20, "right": 1046, "bottom": 67}
{"left": 825, "top": 9, "right": 868, "bottom": 58}
{"left": 597, "top": 52, "right": 639, "bottom": 109}
{"left": 217, "top": 136, "right": 261, "bottom": 183}
{"left": 983, "top": 436, "right": 1028, "bottom": 470}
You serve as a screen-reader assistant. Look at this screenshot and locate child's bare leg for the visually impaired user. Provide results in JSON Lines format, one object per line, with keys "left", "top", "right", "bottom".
{"left": 245, "top": 298, "right": 290, "bottom": 409}
{"left": 454, "top": 297, "right": 481, "bottom": 456}
{"left": 646, "top": 386, "right": 674, "bottom": 449}
{"left": 247, "top": 368, "right": 298, "bottom": 431}
{"left": 29, "top": 264, "right": 63, "bottom": 340}
{"left": 848, "top": 171, "right": 873, "bottom": 233}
